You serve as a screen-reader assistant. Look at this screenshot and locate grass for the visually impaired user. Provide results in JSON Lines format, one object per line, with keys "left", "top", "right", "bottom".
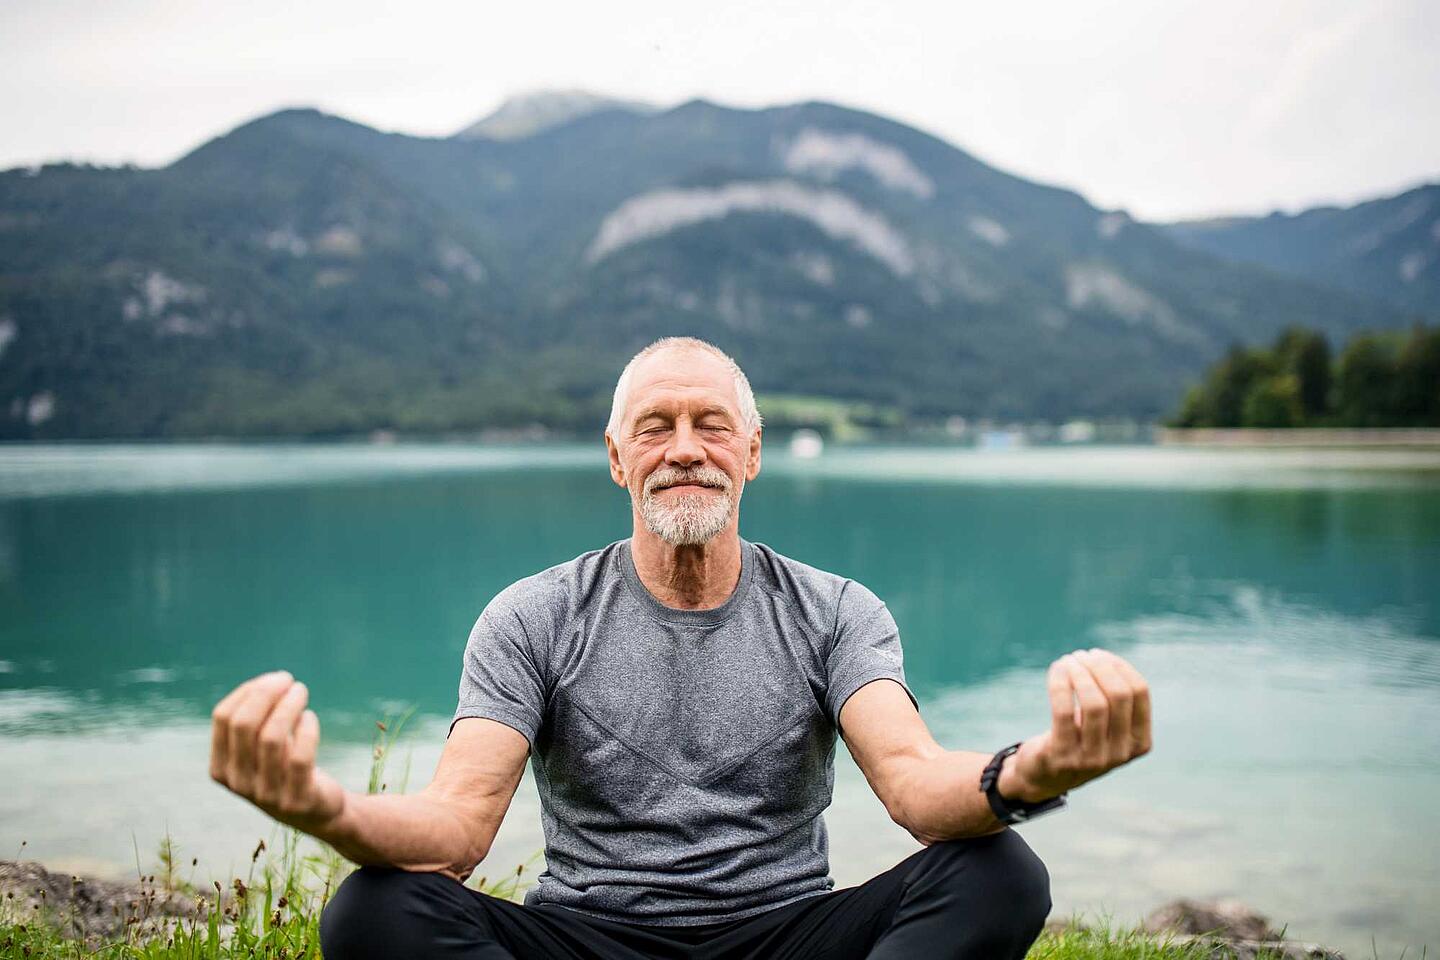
{"left": 753, "top": 392, "right": 904, "bottom": 442}
{"left": 0, "top": 875, "right": 1292, "bottom": 960}
{"left": 1030, "top": 919, "right": 1265, "bottom": 959}
{"left": 3, "top": 864, "right": 1427, "bottom": 960}
{"left": 1, "top": 828, "right": 544, "bottom": 959}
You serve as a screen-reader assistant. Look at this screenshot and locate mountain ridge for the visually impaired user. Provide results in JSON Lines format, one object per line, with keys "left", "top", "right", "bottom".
{"left": 454, "top": 90, "right": 659, "bottom": 141}
{"left": 1164, "top": 182, "right": 1440, "bottom": 315}
{"left": 0, "top": 97, "right": 1414, "bottom": 439}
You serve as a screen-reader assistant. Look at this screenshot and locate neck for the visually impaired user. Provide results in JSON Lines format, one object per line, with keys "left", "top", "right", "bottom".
{"left": 629, "top": 524, "right": 743, "bottom": 610}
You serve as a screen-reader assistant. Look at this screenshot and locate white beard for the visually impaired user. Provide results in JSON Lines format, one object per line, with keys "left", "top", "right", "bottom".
{"left": 638, "top": 466, "right": 737, "bottom": 545}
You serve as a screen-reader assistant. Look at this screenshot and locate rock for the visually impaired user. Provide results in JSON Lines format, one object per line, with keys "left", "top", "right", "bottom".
{"left": 0, "top": 859, "right": 222, "bottom": 942}
{"left": 1144, "top": 899, "right": 1345, "bottom": 960}
{"left": 1144, "top": 897, "right": 1280, "bottom": 940}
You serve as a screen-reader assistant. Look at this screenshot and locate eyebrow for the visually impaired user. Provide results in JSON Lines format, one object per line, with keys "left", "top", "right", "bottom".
{"left": 630, "top": 405, "right": 736, "bottom": 426}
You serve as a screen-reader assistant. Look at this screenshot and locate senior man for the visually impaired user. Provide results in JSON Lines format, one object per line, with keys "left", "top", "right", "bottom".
{"left": 209, "top": 336, "right": 1152, "bottom": 959}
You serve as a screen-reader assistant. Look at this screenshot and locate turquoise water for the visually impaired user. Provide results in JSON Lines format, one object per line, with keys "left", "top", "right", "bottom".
{"left": 1, "top": 443, "right": 1437, "bottom": 955}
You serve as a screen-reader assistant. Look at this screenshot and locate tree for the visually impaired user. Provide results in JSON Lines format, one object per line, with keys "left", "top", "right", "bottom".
{"left": 1393, "top": 325, "right": 1440, "bottom": 426}
{"left": 1241, "top": 374, "right": 1303, "bottom": 428}
{"left": 1274, "top": 327, "right": 1330, "bottom": 421}
{"left": 1334, "top": 333, "right": 1398, "bottom": 427}
{"left": 1169, "top": 322, "right": 1438, "bottom": 429}
{"left": 1205, "top": 345, "right": 1276, "bottom": 428}
{"left": 1170, "top": 385, "right": 1207, "bottom": 428}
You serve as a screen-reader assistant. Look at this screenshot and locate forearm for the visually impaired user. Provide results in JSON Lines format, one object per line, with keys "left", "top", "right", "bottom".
{"left": 887, "top": 736, "right": 1071, "bottom": 840}
{"left": 316, "top": 789, "right": 491, "bottom": 881}
{"left": 854, "top": 649, "right": 1152, "bottom": 843}
{"left": 890, "top": 747, "right": 1050, "bottom": 842}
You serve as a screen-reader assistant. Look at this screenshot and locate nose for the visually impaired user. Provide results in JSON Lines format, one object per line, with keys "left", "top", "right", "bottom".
{"left": 665, "top": 418, "right": 707, "bottom": 469}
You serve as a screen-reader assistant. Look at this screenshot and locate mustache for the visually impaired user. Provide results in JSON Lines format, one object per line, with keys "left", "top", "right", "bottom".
{"left": 643, "top": 466, "right": 732, "bottom": 496}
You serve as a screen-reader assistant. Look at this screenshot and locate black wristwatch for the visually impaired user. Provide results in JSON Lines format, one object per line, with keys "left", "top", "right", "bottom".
{"left": 979, "top": 742, "right": 1068, "bottom": 825}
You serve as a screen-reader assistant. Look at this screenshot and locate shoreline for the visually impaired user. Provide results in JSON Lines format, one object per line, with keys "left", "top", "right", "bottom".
{"left": 1157, "top": 427, "right": 1440, "bottom": 448}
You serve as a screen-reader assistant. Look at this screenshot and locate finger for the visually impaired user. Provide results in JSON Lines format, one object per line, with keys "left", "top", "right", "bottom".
{"left": 1082, "top": 649, "right": 1133, "bottom": 763}
{"left": 1108, "top": 654, "right": 1153, "bottom": 754}
{"left": 210, "top": 673, "right": 275, "bottom": 783}
{"left": 226, "top": 672, "right": 294, "bottom": 794}
{"left": 256, "top": 682, "right": 309, "bottom": 804}
{"left": 210, "top": 680, "right": 254, "bottom": 783}
{"left": 285, "top": 710, "right": 321, "bottom": 814}
{"left": 1046, "top": 658, "right": 1080, "bottom": 751}
{"left": 1066, "top": 652, "right": 1110, "bottom": 759}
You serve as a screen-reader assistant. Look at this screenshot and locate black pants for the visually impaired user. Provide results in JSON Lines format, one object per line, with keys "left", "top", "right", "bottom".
{"left": 319, "top": 829, "right": 1051, "bottom": 959}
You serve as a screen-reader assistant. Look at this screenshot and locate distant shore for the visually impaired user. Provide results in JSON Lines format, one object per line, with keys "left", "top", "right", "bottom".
{"left": 1156, "top": 427, "right": 1440, "bottom": 448}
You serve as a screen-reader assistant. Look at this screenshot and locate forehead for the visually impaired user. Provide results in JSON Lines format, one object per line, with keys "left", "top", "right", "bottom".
{"left": 624, "top": 348, "right": 740, "bottom": 419}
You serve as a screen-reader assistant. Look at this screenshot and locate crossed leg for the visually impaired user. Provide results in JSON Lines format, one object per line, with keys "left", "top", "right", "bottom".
{"left": 690, "top": 828, "right": 1052, "bottom": 960}
{"left": 319, "top": 829, "right": 1051, "bottom": 960}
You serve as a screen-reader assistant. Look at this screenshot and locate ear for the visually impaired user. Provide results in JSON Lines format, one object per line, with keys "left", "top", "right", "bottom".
{"left": 605, "top": 432, "right": 627, "bottom": 488}
{"left": 745, "top": 427, "right": 762, "bottom": 481}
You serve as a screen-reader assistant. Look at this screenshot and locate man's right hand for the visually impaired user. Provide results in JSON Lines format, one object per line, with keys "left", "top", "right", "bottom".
{"left": 210, "top": 671, "right": 347, "bottom": 836}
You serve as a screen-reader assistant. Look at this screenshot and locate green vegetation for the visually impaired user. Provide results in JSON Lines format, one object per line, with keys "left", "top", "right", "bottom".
{"left": 0, "top": 712, "right": 533, "bottom": 959}
{"left": 0, "top": 832, "right": 541, "bottom": 959}
{"left": 754, "top": 393, "right": 904, "bottom": 442}
{"left": 1028, "top": 919, "right": 1291, "bottom": 960}
{"left": 1170, "top": 324, "right": 1440, "bottom": 428}
{"left": 0, "top": 874, "right": 1348, "bottom": 960}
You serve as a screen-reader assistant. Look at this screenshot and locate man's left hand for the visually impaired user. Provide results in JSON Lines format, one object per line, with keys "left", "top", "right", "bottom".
{"left": 999, "top": 648, "right": 1152, "bottom": 803}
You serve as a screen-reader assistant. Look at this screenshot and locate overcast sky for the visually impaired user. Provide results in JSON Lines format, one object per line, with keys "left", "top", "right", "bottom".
{"left": 4, "top": 0, "right": 1437, "bottom": 221}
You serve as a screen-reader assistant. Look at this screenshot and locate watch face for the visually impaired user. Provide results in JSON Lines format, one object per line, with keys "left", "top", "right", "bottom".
{"left": 1013, "top": 796, "right": 1067, "bottom": 823}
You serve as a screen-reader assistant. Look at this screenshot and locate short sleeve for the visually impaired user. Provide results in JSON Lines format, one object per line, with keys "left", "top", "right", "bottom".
{"left": 450, "top": 594, "right": 548, "bottom": 749}
{"left": 824, "top": 579, "right": 919, "bottom": 729}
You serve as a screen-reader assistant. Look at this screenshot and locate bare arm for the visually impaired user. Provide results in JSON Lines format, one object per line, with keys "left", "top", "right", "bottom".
{"left": 840, "top": 648, "right": 1152, "bottom": 843}
{"left": 209, "top": 672, "right": 529, "bottom": 882}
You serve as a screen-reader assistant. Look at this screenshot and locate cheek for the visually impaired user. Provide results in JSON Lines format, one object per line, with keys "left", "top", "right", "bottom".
{"left": 627, "top": 454, "right": 660, "bottom": 495}
{"left": 716, "top": 442, "right": 749, "bottom": 482}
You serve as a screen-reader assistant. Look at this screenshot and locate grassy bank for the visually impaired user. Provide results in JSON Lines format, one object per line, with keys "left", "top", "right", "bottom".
{"left": 0, "top": 923, "right": 1253, "bottom": 960}
{"left": 0, "top": 849, "right": 1310, "bottom": 960}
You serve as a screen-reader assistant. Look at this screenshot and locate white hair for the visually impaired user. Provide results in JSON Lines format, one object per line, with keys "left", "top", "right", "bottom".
{"left": 606, "top": 337, "right": 763, "bottom": 440}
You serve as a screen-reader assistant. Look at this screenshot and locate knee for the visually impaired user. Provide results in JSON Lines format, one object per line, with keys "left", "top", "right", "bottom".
{"left": 919, "top": 829, "right": 1052, "bottom": 929}
{"left": 319, "top": 866, "right": 457, "bottom": 960}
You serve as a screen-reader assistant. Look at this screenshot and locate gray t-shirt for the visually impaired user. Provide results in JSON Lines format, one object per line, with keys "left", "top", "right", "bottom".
{"left": 450, "top": 536, "right": 916, "bottom": 926}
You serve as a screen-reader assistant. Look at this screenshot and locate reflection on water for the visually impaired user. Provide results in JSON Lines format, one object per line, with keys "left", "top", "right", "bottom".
{"left": 0, "top": 444, "right": 1436, "bottom": 956}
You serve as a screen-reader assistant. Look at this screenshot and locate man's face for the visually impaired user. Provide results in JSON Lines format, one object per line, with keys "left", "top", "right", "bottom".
{"left": 605, "top": 348, "right": 762, "bottom": 546}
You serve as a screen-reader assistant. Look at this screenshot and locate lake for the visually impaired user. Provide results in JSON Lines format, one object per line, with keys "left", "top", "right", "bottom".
{"left": 1, "top": 442, "right": 1437, "bottom": 956}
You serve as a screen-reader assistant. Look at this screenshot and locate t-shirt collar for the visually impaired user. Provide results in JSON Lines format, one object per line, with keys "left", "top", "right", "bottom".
{"left": 617, "top": 536, "right": 755, "bottom": 627}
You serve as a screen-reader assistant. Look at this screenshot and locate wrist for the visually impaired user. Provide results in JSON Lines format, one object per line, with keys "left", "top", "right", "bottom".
{"left": 308, "top": 790, "right": 357, "bottom": 847}
{"left": 980, "top": 741, "right": 1069, "bottom": 827}
{"left": 995, "top": 746, "right": 1054, "bottom": 804}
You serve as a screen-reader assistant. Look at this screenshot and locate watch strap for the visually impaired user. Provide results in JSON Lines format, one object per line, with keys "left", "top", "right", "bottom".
{"left": 980, "top": 741, "right": 1068, "bottom": 824}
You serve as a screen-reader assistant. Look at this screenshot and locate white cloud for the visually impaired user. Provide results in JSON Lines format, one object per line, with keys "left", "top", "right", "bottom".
{"left": 1064, "top": 263, "right": 1198, "bottom": 342}
{"left": 967, "top": 216, "right": 1009, "bottom": 247}
{"left": 587, "top": 180, "right": 915, "bottom": 275}
{"left": 782, "top": 128, "right": 934, "bottom": 199}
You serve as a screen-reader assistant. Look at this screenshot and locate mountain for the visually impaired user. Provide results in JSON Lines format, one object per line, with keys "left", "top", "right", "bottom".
{"left": 455, "top": 91, "right": 658, "bottom": 141}
{"left": 0, "top": 95, "right": 1409, "bottom": 439}
{"left": 1164, "top": 183, "right": 1440, "bottom": 316}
